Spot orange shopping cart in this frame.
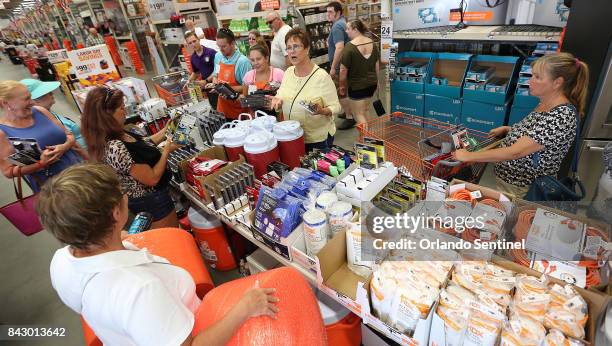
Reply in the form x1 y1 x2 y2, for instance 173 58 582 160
152 70 191 106
358 112 500 183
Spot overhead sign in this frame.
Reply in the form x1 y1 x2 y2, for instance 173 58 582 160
148 0 175 22
261 0 280 10
67 44 120 85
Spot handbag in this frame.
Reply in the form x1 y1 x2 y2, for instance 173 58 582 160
525 113 585 211
372 87 385 117
0 166 44 236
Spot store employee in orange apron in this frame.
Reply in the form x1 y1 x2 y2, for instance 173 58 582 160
208 28 252 120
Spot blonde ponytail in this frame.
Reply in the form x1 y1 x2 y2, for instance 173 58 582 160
532 53 590 117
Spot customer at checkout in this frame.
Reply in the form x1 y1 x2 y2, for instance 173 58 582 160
81 87 180 229
38 163 279 346
270 28 340 152
208 28 252 120
453 53 589 198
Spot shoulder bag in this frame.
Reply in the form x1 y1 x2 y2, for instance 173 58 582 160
525 113 585 211
287 67 321 119
0 166 44 236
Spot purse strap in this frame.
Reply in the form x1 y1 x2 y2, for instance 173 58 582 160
11 166 25 201
570 112 581 175
288 66 321 120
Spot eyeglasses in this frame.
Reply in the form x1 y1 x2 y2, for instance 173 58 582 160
286 44 304 52
266 17 278 26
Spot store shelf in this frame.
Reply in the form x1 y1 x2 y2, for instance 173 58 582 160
180 184 317 283
115 35 132 40
394 25 562 42
217 11 286 21
296 1 329 10
127 15 145 19
152 19 171 25
176 1 213 13
161 40 182 45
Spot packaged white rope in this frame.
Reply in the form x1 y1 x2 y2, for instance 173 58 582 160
500 311 546 346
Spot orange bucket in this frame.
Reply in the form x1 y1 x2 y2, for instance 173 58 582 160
188 207 237 271
317 290 362 345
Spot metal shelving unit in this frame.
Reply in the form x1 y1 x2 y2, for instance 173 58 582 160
394 25 562 42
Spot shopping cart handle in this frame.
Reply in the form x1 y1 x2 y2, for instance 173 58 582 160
437 159 462 167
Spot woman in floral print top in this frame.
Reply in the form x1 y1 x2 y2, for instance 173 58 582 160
453 53 589 198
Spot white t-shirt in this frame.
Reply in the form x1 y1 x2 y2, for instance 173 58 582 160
50 241 201 346
270 24 292 70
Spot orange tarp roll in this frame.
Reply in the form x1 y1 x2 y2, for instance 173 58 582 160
126 228 214 298
193 267 328 346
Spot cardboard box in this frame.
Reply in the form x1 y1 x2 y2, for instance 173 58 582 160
425 53 472 99
463 55 520 105
180 145 246 202
391 91 425 117
460 99 510 133
429 257 611 346
317 231 436 346
290 232 318 276
424 94 462 127
508 105 534 126
393 52 434 94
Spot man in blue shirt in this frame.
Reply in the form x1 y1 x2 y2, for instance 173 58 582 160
326 1 355 129
209 28 252 119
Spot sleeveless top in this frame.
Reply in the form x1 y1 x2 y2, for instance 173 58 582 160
0 108 82 192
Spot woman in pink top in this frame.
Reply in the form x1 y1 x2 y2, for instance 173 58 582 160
242 44 284 116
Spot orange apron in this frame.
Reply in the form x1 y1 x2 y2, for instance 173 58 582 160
217 61 248 120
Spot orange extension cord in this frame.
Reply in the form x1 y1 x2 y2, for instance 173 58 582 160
512 209 609 288
511 208 537 267
461 198 504 243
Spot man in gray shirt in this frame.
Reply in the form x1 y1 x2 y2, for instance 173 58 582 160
327 1 355 129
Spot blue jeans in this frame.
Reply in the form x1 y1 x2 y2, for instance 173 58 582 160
128 187 175 221
305 134 334 153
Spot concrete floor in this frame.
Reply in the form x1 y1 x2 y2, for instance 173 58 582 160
0 57 497 346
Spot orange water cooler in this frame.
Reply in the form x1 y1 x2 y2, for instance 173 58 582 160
188 207 237 271
317 290 362 346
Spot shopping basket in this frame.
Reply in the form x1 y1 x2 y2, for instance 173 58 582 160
152 70 191 106
357 112 494 183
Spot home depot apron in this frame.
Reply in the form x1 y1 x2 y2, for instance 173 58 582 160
217 61 247 120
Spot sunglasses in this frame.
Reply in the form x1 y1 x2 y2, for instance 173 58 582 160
103 87 116 105
266 17 278 26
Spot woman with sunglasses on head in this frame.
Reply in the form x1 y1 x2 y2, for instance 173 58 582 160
270 28 340 152
248 30 266 49
0 80 82 191
81 87 181 229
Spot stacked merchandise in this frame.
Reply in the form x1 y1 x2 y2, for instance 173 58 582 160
370 260 453 335
300 146 353 177
104 36 122 67
254 168 337 248
433 262 590 345
125 41 145 75
303 191 354 256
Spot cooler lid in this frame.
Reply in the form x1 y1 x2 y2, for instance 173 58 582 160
188 207 222 229
223 127 248 147
243 131 277 154
273 120 304 141
316 290 351 325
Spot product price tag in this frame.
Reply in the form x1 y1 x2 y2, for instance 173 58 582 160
470 190 482 199
582 235 603 259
